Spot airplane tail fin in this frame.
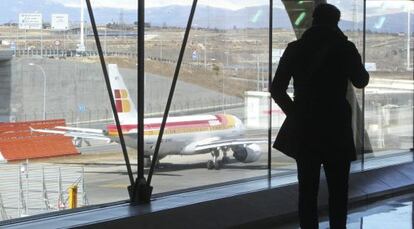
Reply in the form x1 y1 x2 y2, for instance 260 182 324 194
108 64 137 124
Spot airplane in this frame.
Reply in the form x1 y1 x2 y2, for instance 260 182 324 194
31 64 266 170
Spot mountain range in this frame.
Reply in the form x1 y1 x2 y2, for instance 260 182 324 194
0 2 411 33
146 5 413 33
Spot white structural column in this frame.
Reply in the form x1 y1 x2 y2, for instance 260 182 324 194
79 0 86 52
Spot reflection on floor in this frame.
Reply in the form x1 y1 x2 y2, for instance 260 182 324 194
274 193 414 229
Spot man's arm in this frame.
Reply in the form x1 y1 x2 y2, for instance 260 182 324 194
345 42 369 88
271 44 294 116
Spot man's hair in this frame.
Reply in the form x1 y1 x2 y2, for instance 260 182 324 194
312 3 341 26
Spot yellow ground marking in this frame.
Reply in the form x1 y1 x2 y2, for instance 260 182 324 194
100 183 129 189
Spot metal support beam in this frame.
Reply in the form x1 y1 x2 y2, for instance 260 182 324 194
85 0 135 192
147 0 198 187
137 0 145 184
361 0 366 170
268 0 273 179
129 0 153 204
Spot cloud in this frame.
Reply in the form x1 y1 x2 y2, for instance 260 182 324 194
146 0 275 10
51 0 278 10
50 0 137 10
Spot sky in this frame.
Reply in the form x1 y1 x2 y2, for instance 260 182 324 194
50 0 413 11
52 0 277 10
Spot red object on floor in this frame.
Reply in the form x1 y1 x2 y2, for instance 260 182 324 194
0 119 79 162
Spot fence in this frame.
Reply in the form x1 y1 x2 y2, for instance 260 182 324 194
0 162 87 220
13 49 137 58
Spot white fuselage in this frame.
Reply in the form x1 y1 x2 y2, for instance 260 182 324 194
107 114 245 156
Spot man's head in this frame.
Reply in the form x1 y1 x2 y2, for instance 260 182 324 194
312 3 341 27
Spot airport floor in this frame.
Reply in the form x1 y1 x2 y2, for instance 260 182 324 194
271 192 414 229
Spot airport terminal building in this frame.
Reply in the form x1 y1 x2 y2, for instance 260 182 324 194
0 0 413 228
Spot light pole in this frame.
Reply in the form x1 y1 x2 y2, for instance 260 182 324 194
256 40 260 91
104 27 107 55
160 39 163 59
204 35 207 70
29 63 47 120
407 5 412 71
226 53 229 67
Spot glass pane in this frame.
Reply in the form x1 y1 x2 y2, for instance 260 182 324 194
146 0 270 194
0 0 133 222
365 0 414 166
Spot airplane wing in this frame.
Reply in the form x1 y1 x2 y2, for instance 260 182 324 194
54 126 105 134
30 127 111 142
194 138 267 151
182 137 267 153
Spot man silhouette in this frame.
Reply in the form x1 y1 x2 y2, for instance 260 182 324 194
271 3 369 229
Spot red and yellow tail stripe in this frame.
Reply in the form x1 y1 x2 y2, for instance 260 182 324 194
114 89 131 113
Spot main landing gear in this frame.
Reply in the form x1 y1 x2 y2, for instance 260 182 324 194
206 148 231 170
144 156 162 168
72 138 91 147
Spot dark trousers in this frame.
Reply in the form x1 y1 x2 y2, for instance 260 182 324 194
296 156 351 229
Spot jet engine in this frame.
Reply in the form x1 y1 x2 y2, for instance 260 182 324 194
232 144 262 163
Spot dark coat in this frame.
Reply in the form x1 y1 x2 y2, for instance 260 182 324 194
271 26 369 162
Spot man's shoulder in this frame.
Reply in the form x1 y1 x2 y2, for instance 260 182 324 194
339 40 358 50
339 40 360 56
287 40 300 48
284 40 301 53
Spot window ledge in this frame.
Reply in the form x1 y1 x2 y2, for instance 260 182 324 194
4 155 414 229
